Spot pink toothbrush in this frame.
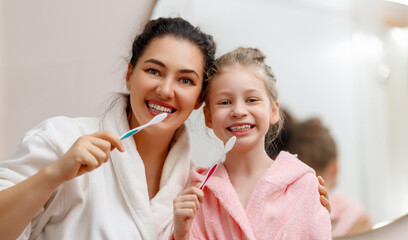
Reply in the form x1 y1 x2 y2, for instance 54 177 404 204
199 136 237 190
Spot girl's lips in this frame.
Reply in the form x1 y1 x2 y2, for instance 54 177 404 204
146 100 176 115
227 124 255 136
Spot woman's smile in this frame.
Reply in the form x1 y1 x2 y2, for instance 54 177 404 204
146 100 176 115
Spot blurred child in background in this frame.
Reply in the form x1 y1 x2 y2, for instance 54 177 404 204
272 110 372 237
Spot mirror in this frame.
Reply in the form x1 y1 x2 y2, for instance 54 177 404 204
151 0 408 235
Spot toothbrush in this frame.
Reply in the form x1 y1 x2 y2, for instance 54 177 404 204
199 136 237 190
119 113 168 140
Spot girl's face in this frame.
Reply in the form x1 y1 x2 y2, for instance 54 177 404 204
126 35 204 132
204 64 279 147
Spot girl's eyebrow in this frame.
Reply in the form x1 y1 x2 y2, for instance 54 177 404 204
144 58 200 78
214 88 261 95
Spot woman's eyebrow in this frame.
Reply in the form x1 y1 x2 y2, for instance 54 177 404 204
144 58 165 67
145 58 200 78
180 69 199 78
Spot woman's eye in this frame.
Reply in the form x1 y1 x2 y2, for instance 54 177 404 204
147 69 160 76
180 78 193 85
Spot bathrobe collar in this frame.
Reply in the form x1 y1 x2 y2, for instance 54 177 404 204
103 98 191 239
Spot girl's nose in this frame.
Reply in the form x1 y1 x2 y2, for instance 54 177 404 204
230 102 248 118
155 77 175 100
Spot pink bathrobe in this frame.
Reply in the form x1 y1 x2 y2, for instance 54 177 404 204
188 151 331 240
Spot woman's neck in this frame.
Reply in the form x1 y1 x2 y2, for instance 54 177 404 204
133 127 176 200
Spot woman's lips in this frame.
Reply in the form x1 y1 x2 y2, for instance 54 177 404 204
146 100 175 115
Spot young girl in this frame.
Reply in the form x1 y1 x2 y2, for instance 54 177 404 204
173 47 332 239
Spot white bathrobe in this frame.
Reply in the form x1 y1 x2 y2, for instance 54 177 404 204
0 98 191 240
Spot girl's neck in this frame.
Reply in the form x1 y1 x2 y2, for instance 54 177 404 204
223 142 272 178
223 143 273 209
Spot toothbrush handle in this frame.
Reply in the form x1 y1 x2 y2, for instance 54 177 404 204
199 163 219 190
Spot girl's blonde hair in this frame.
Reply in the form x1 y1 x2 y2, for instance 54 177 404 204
203 47 283 144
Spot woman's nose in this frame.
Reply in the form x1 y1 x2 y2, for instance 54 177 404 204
155 77 175 100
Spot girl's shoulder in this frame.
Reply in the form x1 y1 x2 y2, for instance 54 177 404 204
267 151 316 187
273 151 315 173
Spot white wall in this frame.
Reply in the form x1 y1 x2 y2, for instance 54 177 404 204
0 0 156 160
0 2 4 161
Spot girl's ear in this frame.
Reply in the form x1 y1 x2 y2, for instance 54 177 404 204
269 101 280 125
203 105 213 129
125 64 133 91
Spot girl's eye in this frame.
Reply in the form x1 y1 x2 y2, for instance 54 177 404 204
147 69 160 76
218 100 230 105
248 98 259 103
180 78 193 85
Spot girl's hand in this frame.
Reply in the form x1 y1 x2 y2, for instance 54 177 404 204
318 176 331 213
173 186 204 240
48 131 124 183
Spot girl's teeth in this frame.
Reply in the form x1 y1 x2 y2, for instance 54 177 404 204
148 102 172 113
230 125 252 132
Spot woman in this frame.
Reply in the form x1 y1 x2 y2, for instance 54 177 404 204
0 17 329 240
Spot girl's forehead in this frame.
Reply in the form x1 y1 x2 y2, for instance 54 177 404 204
210 66 267 93
213 65 264 83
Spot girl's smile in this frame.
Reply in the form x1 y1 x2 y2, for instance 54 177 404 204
227 123 255 136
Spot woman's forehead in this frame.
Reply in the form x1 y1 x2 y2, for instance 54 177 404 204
138 36 204 73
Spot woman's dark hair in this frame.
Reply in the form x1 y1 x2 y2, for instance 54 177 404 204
129 17 216 102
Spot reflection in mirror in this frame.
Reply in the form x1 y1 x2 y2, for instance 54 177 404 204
152 0 408 237
268 110 373 237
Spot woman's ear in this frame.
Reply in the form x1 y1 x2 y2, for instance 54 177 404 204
269 101 280 125
203 105 213 129
125 64 133 91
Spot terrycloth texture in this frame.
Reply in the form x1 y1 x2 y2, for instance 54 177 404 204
330 193 368 237
188 151 331 240
0 97 191 240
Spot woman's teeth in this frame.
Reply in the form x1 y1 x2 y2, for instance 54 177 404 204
148 102 173 113
229 125 252 132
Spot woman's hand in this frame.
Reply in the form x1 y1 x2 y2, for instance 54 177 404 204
173 186 204 240
318 176 331 213
48 131 124 183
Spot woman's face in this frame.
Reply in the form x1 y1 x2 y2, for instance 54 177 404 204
126 35 204 133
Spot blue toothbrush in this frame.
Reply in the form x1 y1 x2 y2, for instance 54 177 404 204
119 113 168 140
